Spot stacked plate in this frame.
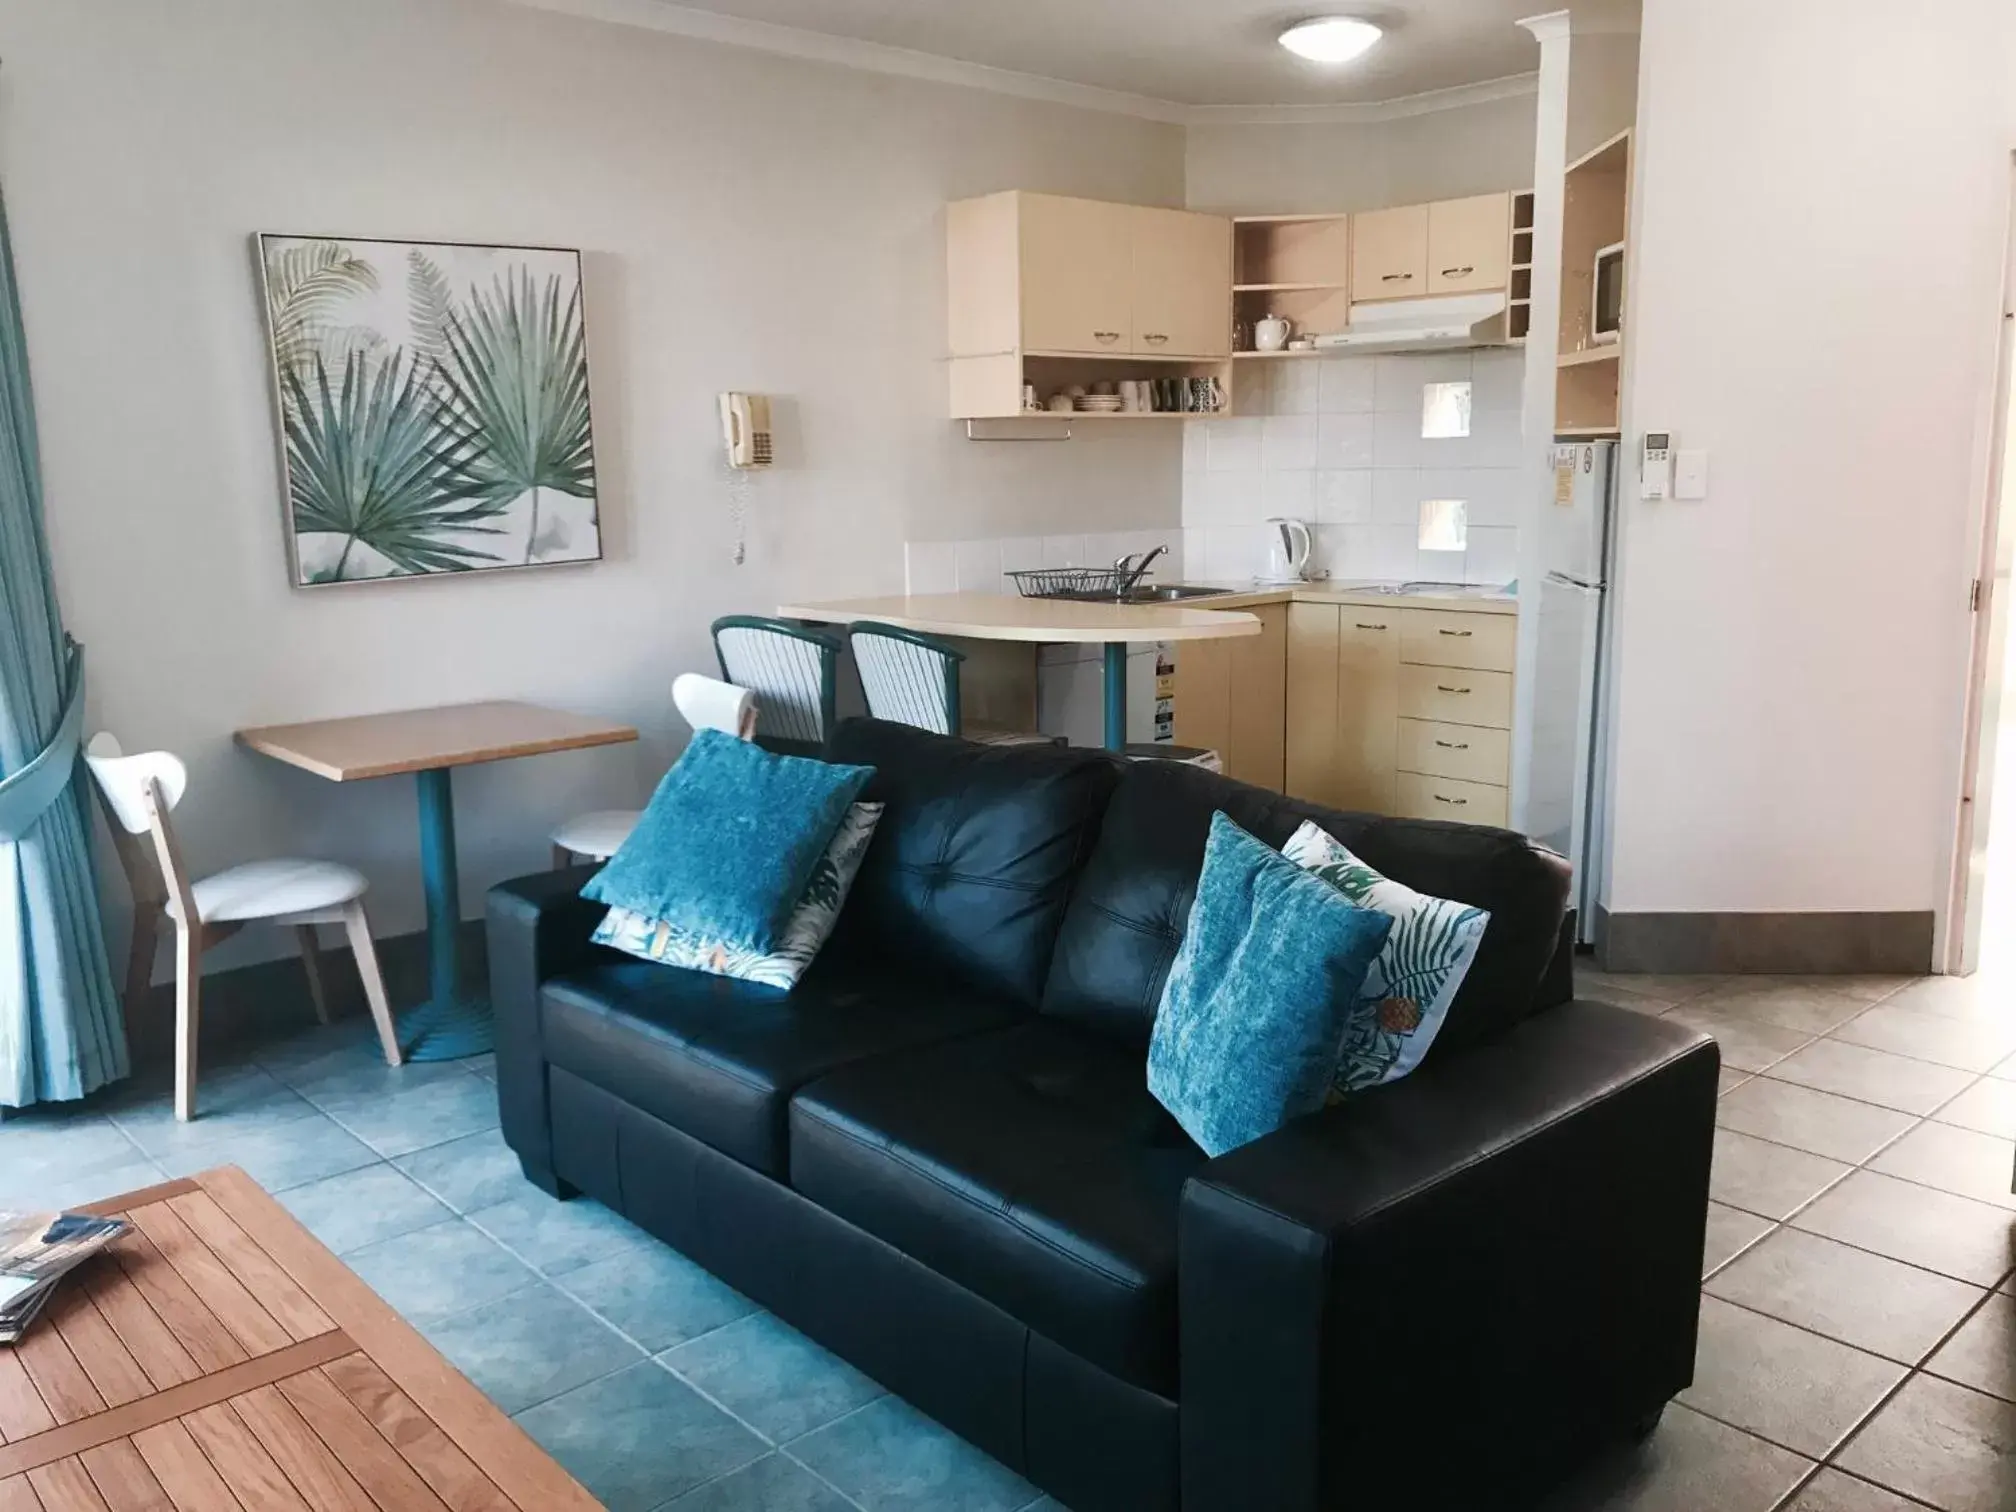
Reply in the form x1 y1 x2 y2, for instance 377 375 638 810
1075 394 1124 413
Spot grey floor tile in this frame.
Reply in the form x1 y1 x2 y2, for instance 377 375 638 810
150 1111 380 1193
1689 983 1872 1037
468 1191 658 1277
423 1281 645 1415
791 1396 1038 1512
514 1360 765 1511
345 1217 539 1325
1766 1040 1978 1115
277 1161 450 1254
254 1020 388 1088
1936 1076 2016 1140
305 1063 501 1159
1831 1004 2016 1074
1661 1005 1814 1073
663 1312 886 1445
1870 1122 2016 1212
1539 1401 1813 1512
1881 974 2011 1024
105 1065 316 1151
1783 1467 1936 1510
0 1110 152 1200
557 1244 758 1354
1675 1297 1904 1458
1714 1079 1917 1165
1720 1069 1755 1097
1709 1129 1851 1221
1703 1203 1774 1278
393 1127 532 1213
1578 977 1672 1014
5 1154 170 1212
1580 972 1732 1005
1793 1170 2016 1287
1926 1291 2016 1402
1836 1372 2016 1512
667 1454 856 1511
1705 1228 1984 1364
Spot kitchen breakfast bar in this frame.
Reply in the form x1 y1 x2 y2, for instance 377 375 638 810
775 591 1262 750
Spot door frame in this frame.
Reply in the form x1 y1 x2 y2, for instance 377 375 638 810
1945 153 2016 973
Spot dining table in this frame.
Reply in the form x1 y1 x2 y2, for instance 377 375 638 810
236 700 637 1061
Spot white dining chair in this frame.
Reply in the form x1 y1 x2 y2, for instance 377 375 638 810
84 733 399 1121
549 674 758 867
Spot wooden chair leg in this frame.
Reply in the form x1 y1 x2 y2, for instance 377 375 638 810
341 902 401 1067
122 912 160 1029
173 924 202 1122
551 844 573 870
296 925 331 1025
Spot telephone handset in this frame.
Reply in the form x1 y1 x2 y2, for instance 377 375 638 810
719 392 774 469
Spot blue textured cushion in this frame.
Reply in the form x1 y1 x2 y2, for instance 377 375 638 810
1147 812 1394 1158
581 730 873 956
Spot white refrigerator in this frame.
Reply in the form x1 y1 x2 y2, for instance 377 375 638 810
1526 440 1618 944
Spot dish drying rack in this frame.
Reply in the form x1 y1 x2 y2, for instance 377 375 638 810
1008 547 1167 601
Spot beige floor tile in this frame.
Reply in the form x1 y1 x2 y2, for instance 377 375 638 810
1705 1228 1984 1364
1835 1373 2016 1512
1662 1004 1816 1073
1691 983 1878 1037
1677 1297 1904 1458
1936 1076 2016 1140
1715 1079 1917 1165
1831 1003 2016 1074
1926 1291 2016 1403
1793 1170 2016 1287
1578 976 1673 1015
1720 1068 1756 1097
1540 1402 1813 1512
1703 1202 1774 1278
1870 1122 2016 1212
1882 974 2016 1024
1709 1129 1852 1221
1578 972 1732 1006
1783 1467 1936 1510
1767 1040 1979 1116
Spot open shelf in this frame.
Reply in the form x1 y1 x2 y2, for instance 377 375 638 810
1555 425 1622 440
1558 343 1622 368
1232 348 1325 359
1233 215 1350 290
1233 282 1348 293
1556 135 1630 433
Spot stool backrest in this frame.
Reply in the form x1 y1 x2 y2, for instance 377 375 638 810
672 673 758 740
847 622 963 736
710 617 839 746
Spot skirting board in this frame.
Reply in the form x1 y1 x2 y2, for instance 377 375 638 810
1593 908 1934 976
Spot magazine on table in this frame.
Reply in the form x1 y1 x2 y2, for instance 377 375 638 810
0 1210 131 1345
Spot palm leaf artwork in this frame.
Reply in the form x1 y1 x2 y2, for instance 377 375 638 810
264 241 380 376
281 350 512 581
406 249 456 368
435 268 597 565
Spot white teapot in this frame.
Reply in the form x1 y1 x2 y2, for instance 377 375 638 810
1254 313 1292 352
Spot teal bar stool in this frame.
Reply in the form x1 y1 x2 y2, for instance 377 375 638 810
712 616 842 754
847 622 1059 747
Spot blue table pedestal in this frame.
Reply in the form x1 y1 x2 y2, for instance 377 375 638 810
398 765 493 1062
1103 642 1128 751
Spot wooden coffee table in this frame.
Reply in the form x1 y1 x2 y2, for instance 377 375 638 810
0 1167 596 1510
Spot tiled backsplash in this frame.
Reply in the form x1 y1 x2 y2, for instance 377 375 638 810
1182 348 1527 586
904 530 1183 595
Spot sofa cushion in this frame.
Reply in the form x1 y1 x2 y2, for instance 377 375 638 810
1041 760 1572 1058
821 719 1121 1008
790 1020 1206 1393
539 956 1022 1178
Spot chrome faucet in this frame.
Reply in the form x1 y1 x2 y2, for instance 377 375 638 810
1114 544 1168 596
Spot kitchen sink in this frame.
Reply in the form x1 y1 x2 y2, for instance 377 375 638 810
1119 583 1238 602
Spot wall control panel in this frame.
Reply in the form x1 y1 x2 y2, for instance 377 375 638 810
1640 431 1672 501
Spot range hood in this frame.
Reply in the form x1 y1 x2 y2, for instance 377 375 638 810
1312 292 1510 355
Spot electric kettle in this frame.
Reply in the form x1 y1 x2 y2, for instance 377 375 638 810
1261 517 1313 583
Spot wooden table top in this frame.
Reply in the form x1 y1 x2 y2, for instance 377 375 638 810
0 1166 597 1511
777 591 1262 645
236 700 637 782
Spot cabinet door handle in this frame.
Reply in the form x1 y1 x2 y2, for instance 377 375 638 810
1143 332 1169 345
1441 265 1476 278
1437 628 1474 638
1434 739 1470 751
1093 330 1121 343
1433 793 1469 806
1354 622 1388 631
1381 272 1415 283
1436 684 1471 695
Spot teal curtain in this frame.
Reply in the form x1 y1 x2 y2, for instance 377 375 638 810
0 182 125 1106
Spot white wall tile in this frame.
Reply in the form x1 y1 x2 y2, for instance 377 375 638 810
1206 416 1264 472
1316 469 1373 524
1417 547 1468 583
1042 535 1087 568
1461 469 1520 528
1465 526 1519 586
1375 352 1471 413
1183 471 1253 527
1261 413 1319 472
905 541 957 595
1318 357 1377 414
1365 525 1423 580
1373 468 1425 526
1373 406 1423 469
1273 360 1322 415
1182 422 1209 473
999 536 1044 575
1231 362 1274 416
1418 429 1482 470
954 538 1001 592
1470 348 1525 414
1317 411 1376 469
1469 403 1527 470
1262 469 1317 519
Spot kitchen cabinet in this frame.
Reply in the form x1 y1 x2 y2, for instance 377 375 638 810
1131 205 1235 359
1174 604 1286 789
1427 193 1512 295
1017 193 1136 355
1284 604 1399 811
1351 204 1429 302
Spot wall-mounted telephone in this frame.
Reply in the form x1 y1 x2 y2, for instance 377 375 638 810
719 392 774 469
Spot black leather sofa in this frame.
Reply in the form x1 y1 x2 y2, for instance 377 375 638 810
489 719 1717 1512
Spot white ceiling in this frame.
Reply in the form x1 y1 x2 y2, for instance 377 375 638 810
635 0 1556 109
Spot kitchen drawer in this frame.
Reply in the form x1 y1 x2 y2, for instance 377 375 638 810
1396 719 1510 785
1397 664 1513 728
1399 608 1516 672
1394 771 1509 827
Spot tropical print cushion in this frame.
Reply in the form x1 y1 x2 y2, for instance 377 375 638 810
591 802 883 990
1281 820 1490 1093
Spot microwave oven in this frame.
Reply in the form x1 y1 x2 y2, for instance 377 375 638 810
1592 241 1625 344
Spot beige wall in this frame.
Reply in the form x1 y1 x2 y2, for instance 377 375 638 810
1183 93 1539 215
0 0 1186 962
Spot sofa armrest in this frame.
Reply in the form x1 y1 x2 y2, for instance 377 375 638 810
486 866 612 1184
1179 1001 1717 1512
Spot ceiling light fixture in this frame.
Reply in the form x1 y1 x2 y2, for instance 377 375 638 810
1278 16 1384 64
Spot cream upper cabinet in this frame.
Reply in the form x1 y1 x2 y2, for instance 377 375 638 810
1130 206 1232 358
1017 193 1135 355
1427 193 1512 295
1352 204 1429 301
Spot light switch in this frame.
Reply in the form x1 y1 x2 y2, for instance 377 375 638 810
1674 449 1709 500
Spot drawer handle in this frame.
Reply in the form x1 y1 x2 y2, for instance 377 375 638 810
1434 794 1469 806
1143 332 1169 345
1436 684 1472 695
1437 628 1474 638
1381 272 1415 283
1094 330 1121 343
1441 265 1476 277
1354 622 1388 631
1434 739 1470 751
